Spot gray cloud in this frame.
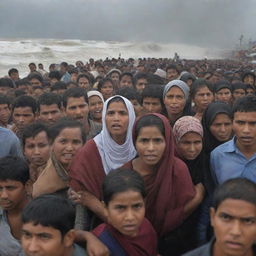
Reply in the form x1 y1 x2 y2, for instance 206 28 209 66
0 0 255 48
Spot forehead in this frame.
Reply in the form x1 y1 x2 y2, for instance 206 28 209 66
107 101 127 110
0 179 23 187
217 88 231 93
25 131 49 144
216 199 256 217
22 222 61 237
13 106 33 114
67 96 86 106
56 127 82 138
143 97 160 103
109 190 144 204
180 132 202 141
40 104 60 112
233 111 256 121
89 96 103 103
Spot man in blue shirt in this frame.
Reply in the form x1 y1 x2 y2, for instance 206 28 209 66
211 96 256 184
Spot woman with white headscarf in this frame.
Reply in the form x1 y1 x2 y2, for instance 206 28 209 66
69 95 137 221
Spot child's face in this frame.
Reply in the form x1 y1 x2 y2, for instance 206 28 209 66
106 190 145 237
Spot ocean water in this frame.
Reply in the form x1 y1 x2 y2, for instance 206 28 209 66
0 38 227 77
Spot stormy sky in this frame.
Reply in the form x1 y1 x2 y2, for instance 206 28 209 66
0 0 255 48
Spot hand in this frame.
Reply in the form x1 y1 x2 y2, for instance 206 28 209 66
68 189 85 204
86 232 110 256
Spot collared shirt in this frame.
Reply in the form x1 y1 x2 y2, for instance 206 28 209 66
0 208 23 256
210 137 256 184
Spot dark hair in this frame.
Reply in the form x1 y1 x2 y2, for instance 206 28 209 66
120 72 134 85
242 71 256 83
107 96 125 108
22 195 75 237
0 78 14 88
22 122 50 148
0 94 11 107
212 178 256 210
27 73 43 83
117 87 142 104
166 64 179 73
49 117 86 144
77 74 91 85
103 168 146 205
98 78 114 91
60 62 68 68
134 114 165 140
8 68 19 76
38 93 62 111
134 73 148 84
14 89 26 98
190 79 213 98
29 63 36 67
51 81 67 92
12 95 37 113
0 156 29 184
62 87 88 108
16 79 31 88
48 71 62 81
232 95 256 114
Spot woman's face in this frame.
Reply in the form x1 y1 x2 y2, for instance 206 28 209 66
135 126 166 166
232 89 246 101
52 127 83 169
100 81 114 100
105 101 129 144
193 86 214 111
177 132 202 160
164 86 186 116
88 96 103 121
106 190 145 237
215 88 232 104
210 113 232 142
78 77 90 90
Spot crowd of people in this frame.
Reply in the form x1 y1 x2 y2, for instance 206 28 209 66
0 56 256 256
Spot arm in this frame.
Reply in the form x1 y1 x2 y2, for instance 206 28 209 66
75 230 109 256
69 189 107 222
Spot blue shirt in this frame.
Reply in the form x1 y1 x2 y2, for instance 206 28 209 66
210 137 256 184
0 127 23 158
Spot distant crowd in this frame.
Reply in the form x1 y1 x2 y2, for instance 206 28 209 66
0 57 256 256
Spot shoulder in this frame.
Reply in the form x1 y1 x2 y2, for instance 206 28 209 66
211 139 234 156
182 242 212 256
73 243 87 256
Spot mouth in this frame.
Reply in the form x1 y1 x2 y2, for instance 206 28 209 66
122 224 137 232
0 200 12 207
111 124 122 129
144 155 158 161
240 137 253 142
62 153 74 160
225 241 244 250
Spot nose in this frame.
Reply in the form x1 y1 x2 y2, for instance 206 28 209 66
230 220 242 237
203 94 208 100
47 113 53 120
75 107 82 115
147 141 155 151
125 208 135 222
243 123 250 133
66 142 74 151
189 143 195 152
34 146 40 155
220 124 226 132
0 188 8 199
27 238 40 253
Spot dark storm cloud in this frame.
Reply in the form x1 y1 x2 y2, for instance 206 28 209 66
0 0 255 48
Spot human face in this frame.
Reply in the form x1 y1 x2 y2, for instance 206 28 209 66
233 111 256 149
78 77 90 90
135 78 147 94
120 75 133 88
24 131 50 167
21 223 73 256
164 86 186 116
246 88 255 96
29 64 36 72
215 88 232 104
135 126 166 166
30 78 42 87
52 127 83 169
210 113 233 142
0 86 11 95
244 75 255 86
106 190 145 237
233 89 246 101
130 99 143 117
110 72 120 82
166 68 178 81
0 103 11 126
100 81 114 100
88 96 103 121
193 86 214 112
13 107 35 130
142 97 162 114
177 132 202 160
210 199 256 256
105 101 129 144
0 179 27 211
65 97 89 123
10 72 19 81
39 104 62 126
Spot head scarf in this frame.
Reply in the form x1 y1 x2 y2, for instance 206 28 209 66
133 113 195 236
87 90 104 102
201 101 232 153
163 80 190 100
173 116 203 143
94 95 137 174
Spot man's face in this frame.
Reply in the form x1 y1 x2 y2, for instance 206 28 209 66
0 179 27 211
244 75 255 86
30 78 42 87
39 104 62 126
142 97 162 114
24 131 50 167
166 68 178 81
211 199 256 256
12 107 35 130
119 75 133 88
0 103 11 126
10 72 19 81
29 65 36 72
233 111 256 149
21 223 73 256
135 78 148 94
65 96 89 123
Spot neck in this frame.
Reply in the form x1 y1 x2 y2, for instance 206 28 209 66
7 197 30 216
112 135 126 145
167 112 182 124
83 118 90 135
132 158 156 177
236 140 256 159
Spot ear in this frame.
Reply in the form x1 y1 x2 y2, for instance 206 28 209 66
25 180 33 197
210 207 216 228
63 229 75 248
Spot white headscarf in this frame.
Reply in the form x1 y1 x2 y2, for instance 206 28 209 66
94 95 137 174
87 90 104 102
